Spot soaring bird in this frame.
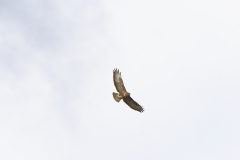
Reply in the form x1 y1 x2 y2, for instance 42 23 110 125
112 68 144 112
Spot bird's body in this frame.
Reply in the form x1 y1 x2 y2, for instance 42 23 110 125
112 69 144 113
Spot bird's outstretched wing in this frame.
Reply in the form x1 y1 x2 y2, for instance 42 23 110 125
113 69 127 94
123 96 144 113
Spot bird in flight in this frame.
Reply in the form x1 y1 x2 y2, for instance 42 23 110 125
112 68 144 113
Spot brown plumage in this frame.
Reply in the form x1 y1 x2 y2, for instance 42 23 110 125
112 68 144 113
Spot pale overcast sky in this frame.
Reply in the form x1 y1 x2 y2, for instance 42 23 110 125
1 0 240 159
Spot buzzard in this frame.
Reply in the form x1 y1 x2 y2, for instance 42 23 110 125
112 68 144 112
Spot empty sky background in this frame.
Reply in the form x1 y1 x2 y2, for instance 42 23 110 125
1 0 240 159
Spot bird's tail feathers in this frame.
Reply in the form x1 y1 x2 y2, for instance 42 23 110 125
112 92 122 102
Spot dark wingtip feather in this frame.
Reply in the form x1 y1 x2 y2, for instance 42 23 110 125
113 68 121 74
139 107 144 113
113 68 118 72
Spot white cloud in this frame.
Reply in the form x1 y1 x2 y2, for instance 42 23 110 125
0 0 240 159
